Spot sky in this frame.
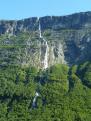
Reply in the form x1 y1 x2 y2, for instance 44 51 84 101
0 0 91 20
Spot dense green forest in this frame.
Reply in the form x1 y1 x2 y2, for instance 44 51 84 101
0 61 91 121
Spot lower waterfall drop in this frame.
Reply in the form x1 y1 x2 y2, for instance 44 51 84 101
32 92 39 108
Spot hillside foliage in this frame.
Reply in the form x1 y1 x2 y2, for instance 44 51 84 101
0 62 91 121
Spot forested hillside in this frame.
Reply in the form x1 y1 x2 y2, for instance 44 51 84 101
0 62 91 121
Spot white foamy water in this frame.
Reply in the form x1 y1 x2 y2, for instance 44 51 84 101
38 17 42 38
43 41 49 69
32 92 39 108
38 19 49 69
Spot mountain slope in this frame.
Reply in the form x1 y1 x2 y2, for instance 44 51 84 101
0 12 91 121
0 62 91 121
0 12 91 68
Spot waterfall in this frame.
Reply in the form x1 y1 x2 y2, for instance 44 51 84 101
32 92 39 108
39 21 42 38
38 18 49 69
43 41 49 69
32 18 49 109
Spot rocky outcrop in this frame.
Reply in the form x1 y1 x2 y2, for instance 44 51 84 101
0 11 91 69
0 11 91 35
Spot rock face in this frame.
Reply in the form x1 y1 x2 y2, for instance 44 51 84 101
0 11 91 69
1 11 91 34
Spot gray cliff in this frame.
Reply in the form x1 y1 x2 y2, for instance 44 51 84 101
0 11 91 69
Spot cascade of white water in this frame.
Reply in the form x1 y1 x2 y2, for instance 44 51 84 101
43 41 49 69
38 19 49 69
32 18 49 109
39 21 42 38
32 92 39 108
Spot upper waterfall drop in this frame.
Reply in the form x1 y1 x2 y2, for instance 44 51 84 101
38 18 49 69
39 21 42 38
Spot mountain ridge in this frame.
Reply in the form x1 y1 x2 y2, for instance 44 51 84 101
0 11 91 35
1 11 91 21
0 11 91 69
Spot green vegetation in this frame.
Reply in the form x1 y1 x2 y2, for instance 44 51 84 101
1 12 91 121
0 62 91 121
